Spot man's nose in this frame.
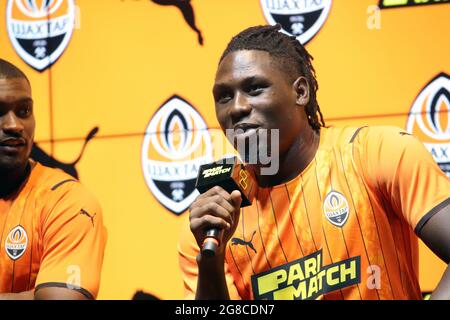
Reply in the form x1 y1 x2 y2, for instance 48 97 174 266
1 111 24 134
230 92 251 122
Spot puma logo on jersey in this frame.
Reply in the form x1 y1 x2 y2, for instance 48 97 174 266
231 231 257 254
399 131 411 136
79 209 96 227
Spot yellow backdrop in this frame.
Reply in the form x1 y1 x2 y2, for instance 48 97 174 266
0 0 449 299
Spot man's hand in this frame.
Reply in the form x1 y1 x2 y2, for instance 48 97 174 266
189 186 242 256
189 186 242 299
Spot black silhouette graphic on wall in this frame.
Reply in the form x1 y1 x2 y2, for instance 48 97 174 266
151 0 204 45
31 127 99 179
123 0 204 45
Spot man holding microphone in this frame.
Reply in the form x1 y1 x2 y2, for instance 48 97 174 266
178 25 450 300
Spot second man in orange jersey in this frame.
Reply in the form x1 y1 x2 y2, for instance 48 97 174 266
178 25 450 300
0 59 107 300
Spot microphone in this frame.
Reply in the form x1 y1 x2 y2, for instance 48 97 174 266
195 156 256 257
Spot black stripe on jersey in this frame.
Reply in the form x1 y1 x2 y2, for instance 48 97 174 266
255 188 272 270
399 221 422 295
268 190 288 263
35 282 94 299
371 160 407 297
298 175 318 251
313 158 324 202
353 144 396 299
241 208 256 274
349 126 368 144
415 198 450 236
51 179 77 191
381 195 407 297
338 148 382 300
11 187 34 292
228 245 251 296
313 157 345 300
330 148 362 300
283 184 305 257
312 158 336 262
27 209 35 290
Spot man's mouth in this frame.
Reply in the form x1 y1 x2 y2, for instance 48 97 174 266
0 138 27 152
232 123 260 138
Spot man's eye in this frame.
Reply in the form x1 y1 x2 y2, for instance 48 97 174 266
248 85 265 95
17 106 32 118
217 94 232 104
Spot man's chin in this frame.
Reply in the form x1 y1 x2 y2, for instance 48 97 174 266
238 150 265 166
235 143 274 164
0 157 29 173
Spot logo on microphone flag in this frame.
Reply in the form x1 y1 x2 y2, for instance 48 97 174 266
406 73 450 177
260 0 332 45
7 0 76 71
141 95 213 215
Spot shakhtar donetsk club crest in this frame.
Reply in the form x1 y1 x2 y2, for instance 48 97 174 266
260 0 332 45
7 0 76 71
141 95 213 215
406 73 450 178
5 225 28 261
323 190 350 227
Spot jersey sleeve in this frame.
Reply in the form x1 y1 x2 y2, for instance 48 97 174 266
358 126 450 234
35 182 107 299
178 214 241 300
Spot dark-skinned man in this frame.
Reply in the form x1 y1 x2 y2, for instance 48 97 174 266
0 59 107 300
178 25 450 300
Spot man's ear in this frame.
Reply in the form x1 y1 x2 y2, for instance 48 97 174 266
293 76 310 107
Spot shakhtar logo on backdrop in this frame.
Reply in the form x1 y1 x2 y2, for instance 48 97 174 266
7 0 76 71
260 0 332 45
5 225 28 261
406 73 450 178
379 0 449 9
141 95 213 215
323 190 349 227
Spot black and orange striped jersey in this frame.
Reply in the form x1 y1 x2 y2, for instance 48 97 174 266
0 161 107 299
178 126 450 300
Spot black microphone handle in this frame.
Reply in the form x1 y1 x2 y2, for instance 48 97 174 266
202 228 224 257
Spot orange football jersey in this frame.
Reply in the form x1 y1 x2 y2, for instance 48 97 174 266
178 126 450 300
0 161 107 299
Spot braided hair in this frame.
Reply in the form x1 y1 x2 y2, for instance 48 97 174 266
220 24 325 132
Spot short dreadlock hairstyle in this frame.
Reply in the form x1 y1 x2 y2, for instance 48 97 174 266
220 24 325 132
0 59 29 84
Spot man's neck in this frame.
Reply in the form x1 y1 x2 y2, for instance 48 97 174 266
253 127 320 187
0 162 31 199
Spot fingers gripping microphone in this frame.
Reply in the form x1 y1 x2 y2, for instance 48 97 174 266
195 157 256 257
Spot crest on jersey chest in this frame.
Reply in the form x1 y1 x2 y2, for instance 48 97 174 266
323 190 350 227
5 225 28 261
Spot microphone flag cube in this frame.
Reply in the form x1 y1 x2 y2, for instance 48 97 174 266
195 156 256 207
